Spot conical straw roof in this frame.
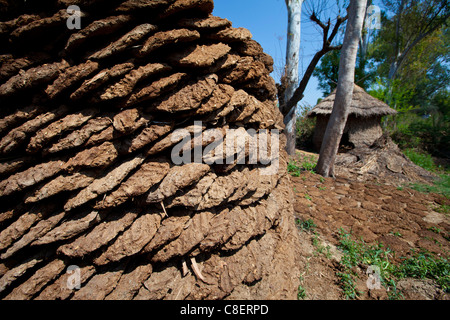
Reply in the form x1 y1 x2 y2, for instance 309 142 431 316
308 84 397 117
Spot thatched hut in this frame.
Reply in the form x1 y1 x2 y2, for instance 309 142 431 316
308 85 397 151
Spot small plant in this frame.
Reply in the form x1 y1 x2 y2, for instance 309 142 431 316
312 232 332 258
395 250 450 292
336 228 400 300
336 271 360 300
295 105 316 150
390 231 403 237
296 218 317 233
304 193 312 201
287 154 318 176
336 229 450 299
407 174 450 199
288 160 301 177
428 226 442 234
318 186 327 191
297 282 306 300
301 157 316 172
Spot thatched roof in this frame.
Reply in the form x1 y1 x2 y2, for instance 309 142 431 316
308 85 397 117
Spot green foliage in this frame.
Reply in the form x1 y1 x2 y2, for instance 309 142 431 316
313 50 340 96
288 160 302 177
403 149 437 172
390 231 403 237
312 232 332 258
436 204 450 215
395 250 450 293
301 158 316 171
368 78 417 112
390 114 449 157
366 4 450 159
337 228 400 299
313 49 375 97
338 229 393 272
336 229 450 299
287 153 318 177
297 283 306 300
408 174 450 199
336 271 360 300
295 105 316 151
428 226 442 234
370 1 450 88
296 218 317 232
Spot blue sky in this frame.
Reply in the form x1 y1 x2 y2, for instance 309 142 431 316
213 0 384 109
213 0 333 108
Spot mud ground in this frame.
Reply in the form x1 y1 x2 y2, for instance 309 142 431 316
290 152 450 300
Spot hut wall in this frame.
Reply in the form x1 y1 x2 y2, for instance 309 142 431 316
312 115 328 151
347 115 383 147
312 115 383 151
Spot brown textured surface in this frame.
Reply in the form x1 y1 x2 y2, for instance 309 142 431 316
291 163 449 300
0 0 301 300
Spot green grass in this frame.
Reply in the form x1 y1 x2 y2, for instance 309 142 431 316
288 154 318 177
301 156 317 171
408 174 450 199
296 218 317 233
288 160 302 177
336 228 400 299
336 229 450 299
403 148 437 172
436 204 450 214
390 231 403 237
400 148 450 199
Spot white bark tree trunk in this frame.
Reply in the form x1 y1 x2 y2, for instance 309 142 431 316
316 0 368 177
284 0 303 156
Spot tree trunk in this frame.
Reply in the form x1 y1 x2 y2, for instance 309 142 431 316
316 0 368 177
284 0 303 156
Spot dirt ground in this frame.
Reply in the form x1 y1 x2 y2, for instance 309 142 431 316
290 151 450 300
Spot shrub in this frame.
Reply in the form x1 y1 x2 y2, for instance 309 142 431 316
387 111 449 157
296 105 316 151
403 148 436 172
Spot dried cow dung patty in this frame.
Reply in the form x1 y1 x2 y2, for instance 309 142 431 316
0 0 301 300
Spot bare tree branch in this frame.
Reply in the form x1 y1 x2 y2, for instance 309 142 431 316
280 14 348 116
